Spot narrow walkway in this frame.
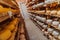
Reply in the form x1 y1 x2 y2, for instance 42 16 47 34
19 3 48 40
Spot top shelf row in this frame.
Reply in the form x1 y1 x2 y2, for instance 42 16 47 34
0 0 18 9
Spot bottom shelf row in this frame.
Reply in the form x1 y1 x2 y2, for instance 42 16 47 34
0 17 28 40
30 17 60 40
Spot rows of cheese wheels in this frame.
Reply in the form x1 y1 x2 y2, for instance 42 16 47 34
0 18 19 40
20 24 26 40
0 5 18 14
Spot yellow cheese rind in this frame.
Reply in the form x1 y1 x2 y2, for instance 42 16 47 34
0 30 11 40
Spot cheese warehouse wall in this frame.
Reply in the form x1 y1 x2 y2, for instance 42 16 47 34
0 0 60 40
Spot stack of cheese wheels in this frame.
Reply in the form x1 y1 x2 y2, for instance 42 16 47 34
50 10 57 15
0 18 19 40
5 18 19 31
52 31 59 38
0 30 11 40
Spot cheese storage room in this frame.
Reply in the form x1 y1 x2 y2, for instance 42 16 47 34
0 0 60 40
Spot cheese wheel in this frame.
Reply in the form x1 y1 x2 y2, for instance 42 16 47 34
0 30 11 40
47 28 54 33
6 24 15 31
46 19 52 24
41 17 46 22
52 31 59 38
50 10 57 15
36 16 42 20
20 34 25 39
42 25 47 29
52 21 59 26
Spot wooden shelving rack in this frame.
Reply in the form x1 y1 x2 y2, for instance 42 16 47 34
27 0 60 40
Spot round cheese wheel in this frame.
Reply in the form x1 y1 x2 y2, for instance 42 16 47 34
0 30 11 40
41 17 46 22
36 16 42 20
42 25 47 29
47 28 54 33
20 34 25 39
52 31 59 38
46 19 52 24
52 21 59 26
40 22 44 26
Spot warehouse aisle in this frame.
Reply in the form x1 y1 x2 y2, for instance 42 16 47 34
19 3 48 40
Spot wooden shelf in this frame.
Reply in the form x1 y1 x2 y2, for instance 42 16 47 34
0 1 18 9
31 17 60 40
31 17 59 40
0 12 17 23
28 10 60 18
0 15 9 23
9 26 18 40
35 15 60 31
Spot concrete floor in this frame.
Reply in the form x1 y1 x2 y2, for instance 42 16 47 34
18 3 48 40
